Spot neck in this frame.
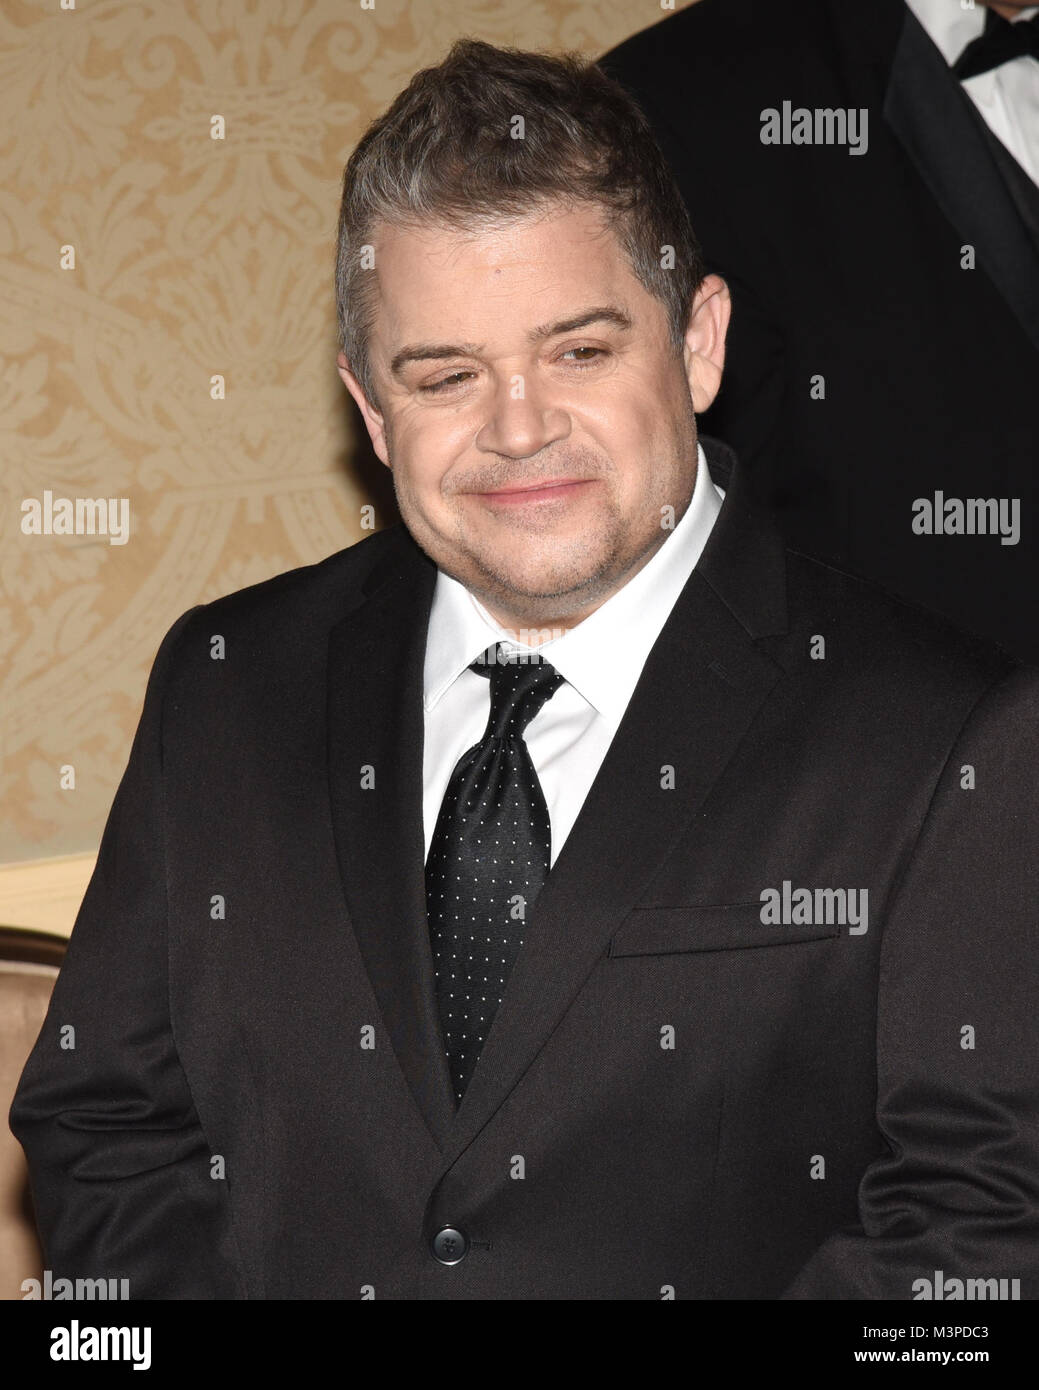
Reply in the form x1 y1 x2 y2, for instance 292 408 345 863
983 3 1031 19
478 595 605 645
475 528 673 642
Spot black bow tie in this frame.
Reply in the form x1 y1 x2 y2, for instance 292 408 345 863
952 8 1039 81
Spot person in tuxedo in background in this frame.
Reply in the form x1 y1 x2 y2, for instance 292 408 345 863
10 38 1039 1300
601 0 1039 662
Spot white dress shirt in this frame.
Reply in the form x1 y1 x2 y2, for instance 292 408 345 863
422 441 725 868
906 0 1039 185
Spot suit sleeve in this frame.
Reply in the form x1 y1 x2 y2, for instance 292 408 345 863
8 607 249 1299
782 663 1039 1299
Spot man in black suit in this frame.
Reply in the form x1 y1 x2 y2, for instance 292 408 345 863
601 0 1039 662
10 38 1039 1300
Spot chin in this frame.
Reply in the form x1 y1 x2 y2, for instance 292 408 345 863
477 561 606 606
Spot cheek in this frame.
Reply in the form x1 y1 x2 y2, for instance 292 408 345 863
389 445 459 534
395 405 470 472
587 389 667 452
392 413 470 491
596 409 676 492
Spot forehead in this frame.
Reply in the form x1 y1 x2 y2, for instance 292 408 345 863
369 202 645 341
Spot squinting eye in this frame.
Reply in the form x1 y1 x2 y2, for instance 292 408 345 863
419 371 475 394
418 347 607 395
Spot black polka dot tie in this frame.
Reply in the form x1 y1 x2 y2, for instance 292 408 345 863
426 643 566 1107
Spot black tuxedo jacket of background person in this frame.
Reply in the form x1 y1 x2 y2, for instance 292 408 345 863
601 0 1039 663
10 437 1039 1300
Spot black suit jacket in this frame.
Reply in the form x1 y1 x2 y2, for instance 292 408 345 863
600 0 1039 662
10 437 1039 1299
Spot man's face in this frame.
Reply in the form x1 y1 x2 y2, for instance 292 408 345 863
338 201 728 631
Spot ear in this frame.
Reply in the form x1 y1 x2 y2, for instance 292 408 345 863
337 351 389 466
682 274 731 414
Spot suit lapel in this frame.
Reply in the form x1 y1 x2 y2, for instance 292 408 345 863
327 438 790 1167
326 533 458 1151
883 7 1039 354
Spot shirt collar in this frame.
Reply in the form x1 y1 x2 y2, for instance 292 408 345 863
905 0 1039 68
423 441 724 734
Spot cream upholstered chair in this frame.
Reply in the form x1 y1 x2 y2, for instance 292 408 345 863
0 927 66 1301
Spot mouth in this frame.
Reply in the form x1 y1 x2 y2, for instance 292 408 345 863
471 478 596 506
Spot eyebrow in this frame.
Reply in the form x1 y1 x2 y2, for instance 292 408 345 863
388 305 634 379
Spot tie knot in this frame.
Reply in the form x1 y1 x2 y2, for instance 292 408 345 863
470 643 565 741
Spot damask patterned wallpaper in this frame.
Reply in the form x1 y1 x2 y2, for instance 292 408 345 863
0 0 695 868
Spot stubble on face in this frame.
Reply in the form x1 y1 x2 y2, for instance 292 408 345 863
387 394 698 631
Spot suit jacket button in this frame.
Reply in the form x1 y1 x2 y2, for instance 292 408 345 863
431 1226 469 1265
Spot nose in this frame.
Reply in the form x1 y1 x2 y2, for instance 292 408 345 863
473 370 571 460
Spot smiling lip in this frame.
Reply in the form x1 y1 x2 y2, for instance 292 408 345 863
473 478 594 503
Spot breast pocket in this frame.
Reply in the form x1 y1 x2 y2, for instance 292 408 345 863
607 903 840 957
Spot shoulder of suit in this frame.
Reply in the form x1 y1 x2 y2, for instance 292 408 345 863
163 523 422 659
781 545 1025 702
599 0 904 97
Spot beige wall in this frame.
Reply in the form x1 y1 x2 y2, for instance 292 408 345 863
0 0 696 930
